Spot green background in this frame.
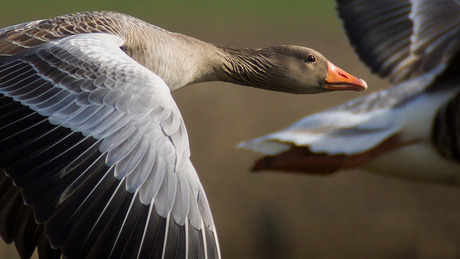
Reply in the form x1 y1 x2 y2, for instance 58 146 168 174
1 1 460 258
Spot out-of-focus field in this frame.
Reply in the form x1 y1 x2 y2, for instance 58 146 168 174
1 1 460 258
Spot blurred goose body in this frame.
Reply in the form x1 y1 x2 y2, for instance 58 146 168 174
0 11 367 258
240 0 460 185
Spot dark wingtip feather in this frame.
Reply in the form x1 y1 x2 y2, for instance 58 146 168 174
37 233 61 259
187 224 203 259
13 206 43 259
163 217 181 259
0 179 23 244
0 173 51 258
205 226 219 259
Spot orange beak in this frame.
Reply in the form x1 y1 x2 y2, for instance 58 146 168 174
325 61 367 91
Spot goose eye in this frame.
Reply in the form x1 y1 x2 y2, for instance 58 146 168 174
305 54 316 63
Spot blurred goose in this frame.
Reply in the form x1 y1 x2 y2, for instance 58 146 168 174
0 11 367 258
240 0 460 185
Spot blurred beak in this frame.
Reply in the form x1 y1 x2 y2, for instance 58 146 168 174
324 61 367 91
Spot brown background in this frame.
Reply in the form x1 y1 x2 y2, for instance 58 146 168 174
1 1 460 258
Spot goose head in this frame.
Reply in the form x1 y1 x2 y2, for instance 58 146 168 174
218 45 367 94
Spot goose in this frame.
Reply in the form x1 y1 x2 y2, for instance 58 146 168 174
0 11 367 258
239 0 460 185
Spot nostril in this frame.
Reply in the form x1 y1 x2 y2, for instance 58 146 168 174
338 72 349 79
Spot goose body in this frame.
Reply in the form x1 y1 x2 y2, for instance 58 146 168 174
240 0 460 185
0 11 367 258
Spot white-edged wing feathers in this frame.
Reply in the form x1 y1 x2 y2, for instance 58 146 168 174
0 32 220 258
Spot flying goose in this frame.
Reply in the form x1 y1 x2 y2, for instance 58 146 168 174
0 11 367 258
240 0 460 184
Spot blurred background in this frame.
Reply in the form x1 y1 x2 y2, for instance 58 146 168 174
1 0 460 258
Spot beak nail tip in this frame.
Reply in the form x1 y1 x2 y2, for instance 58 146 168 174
360 79 368 90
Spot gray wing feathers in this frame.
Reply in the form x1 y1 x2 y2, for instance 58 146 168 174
337 0 460 87
0 32 214 233
410 0 460 54
337 0 413 81
409 0 460 75
0 13 221 258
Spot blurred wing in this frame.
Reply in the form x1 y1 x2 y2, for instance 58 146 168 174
239 70 441 155
0 33 220 258
337 0 460 87
238 72 458 173
238 92 400 160
238 96 404 173
242 0 460 174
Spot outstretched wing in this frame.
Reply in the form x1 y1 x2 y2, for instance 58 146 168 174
240 0 460 174
0 32 220 258
337 0 460 87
